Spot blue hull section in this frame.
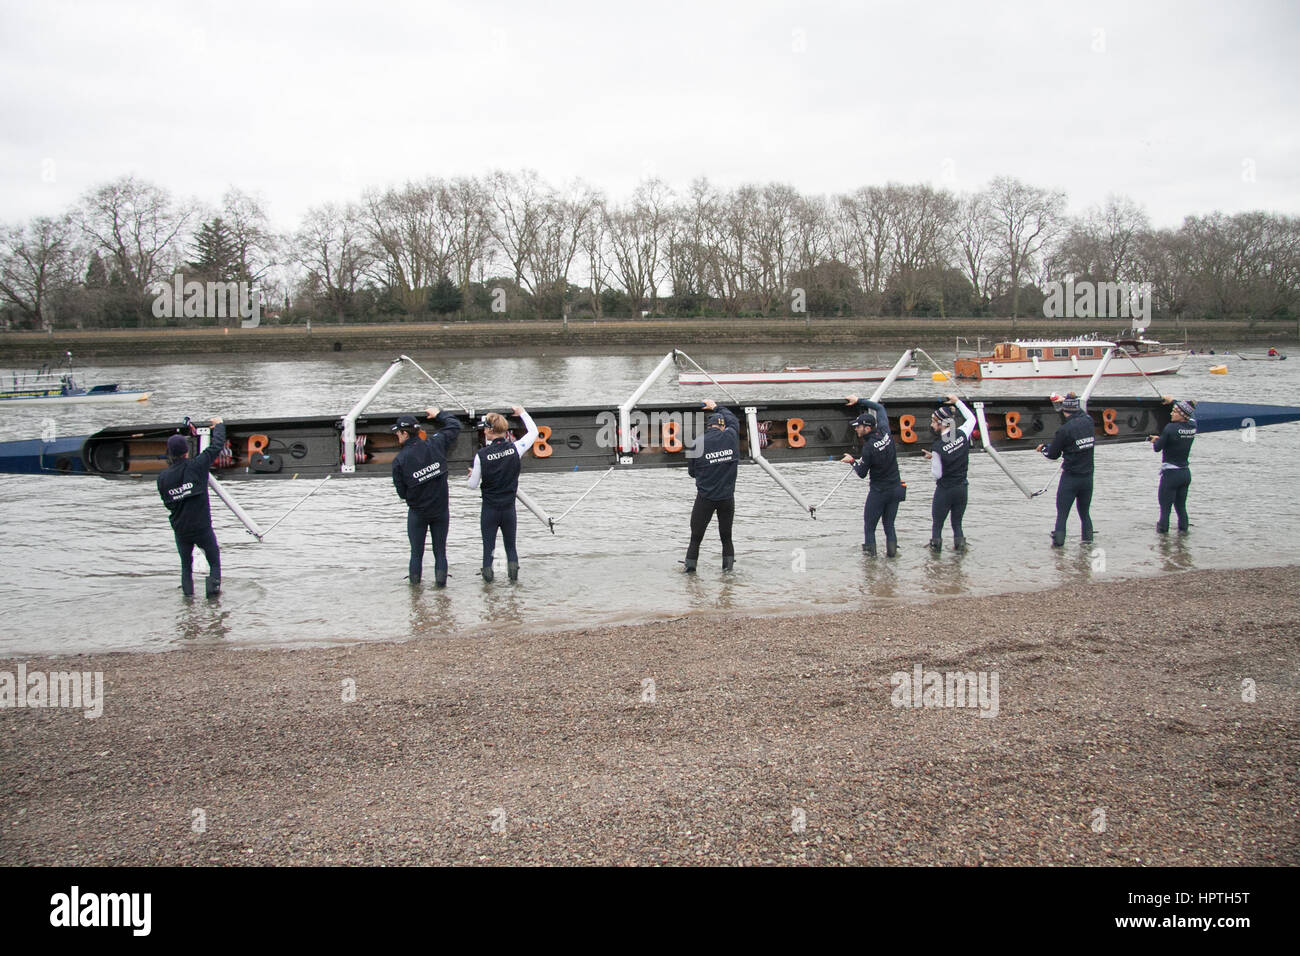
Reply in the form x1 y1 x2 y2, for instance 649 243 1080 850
0 436 89 475
1193 401 1300 434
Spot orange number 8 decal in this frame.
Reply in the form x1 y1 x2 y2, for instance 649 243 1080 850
1004 411 1022 439
786 418 805 448
662 420 682 452
1102 408 1118 435
899 414 916 443
532 424 552 458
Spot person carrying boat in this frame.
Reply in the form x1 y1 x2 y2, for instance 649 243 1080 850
157 417 227 598
392 407 463 587
1035 393 1095 547
1148 396 1196 533
683 399 740 573
921 394 976 552
841 395 905 557
467 405 538 582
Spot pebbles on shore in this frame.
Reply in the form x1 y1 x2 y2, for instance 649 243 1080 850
1 565 1296 866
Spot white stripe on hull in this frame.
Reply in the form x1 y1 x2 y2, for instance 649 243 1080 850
0 391 152 406
679 367 919 384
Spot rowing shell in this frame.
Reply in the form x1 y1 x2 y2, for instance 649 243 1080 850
3 397 1296 480
678 366 919 385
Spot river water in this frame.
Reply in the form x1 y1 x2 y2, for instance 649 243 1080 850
1 346 1296 656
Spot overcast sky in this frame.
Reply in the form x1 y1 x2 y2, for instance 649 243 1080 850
1 0 1297 230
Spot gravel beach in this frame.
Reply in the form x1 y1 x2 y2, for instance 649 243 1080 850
1 565 1296 866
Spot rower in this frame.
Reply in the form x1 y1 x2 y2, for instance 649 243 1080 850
1148 396 1196 534
1035 392 1095 547
921 394 976 552
157 416 227 598
683 399 740 573
467 405 538 582
842 394 906 557
392 407 462 587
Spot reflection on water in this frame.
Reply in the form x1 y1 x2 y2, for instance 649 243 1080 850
1 348 1298 655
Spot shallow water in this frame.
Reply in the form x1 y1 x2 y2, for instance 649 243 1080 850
1 346 1296 656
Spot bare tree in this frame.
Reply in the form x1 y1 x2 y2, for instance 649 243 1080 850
293 203 373 321
220 187 277 284
984 176 1067 317
360 180 453 311
75 175 195 301
528 180 602 318
0 216 78 329
605 178 673 315
834 186 893 313
443 176 492 311
886 184 958 315
487 169 546 293
953 192 996 308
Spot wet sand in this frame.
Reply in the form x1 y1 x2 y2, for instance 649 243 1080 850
1 564 1296 866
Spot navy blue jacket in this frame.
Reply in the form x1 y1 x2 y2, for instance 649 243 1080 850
157 423 227 535
687 406 740 501
853 399 901 488
393 412 462 516
1153 417 1196 468
932 430 972 489
1044 412 1096 477
474 437 524 507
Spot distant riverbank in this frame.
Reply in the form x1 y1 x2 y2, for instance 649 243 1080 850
1 317 1294 362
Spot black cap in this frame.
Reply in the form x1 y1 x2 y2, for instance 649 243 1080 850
851 411 876 429
391 415 421 433
166 434 190 458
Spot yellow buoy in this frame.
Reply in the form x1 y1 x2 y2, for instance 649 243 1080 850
1209 365 1227 374
931 371 950 381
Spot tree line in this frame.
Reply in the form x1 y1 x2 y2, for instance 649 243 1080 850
1 171 1297 329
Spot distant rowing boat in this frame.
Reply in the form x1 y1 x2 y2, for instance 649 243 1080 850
1233 349 1287 361
678 365 919 385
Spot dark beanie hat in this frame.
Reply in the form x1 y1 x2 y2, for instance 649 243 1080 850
166 435 190 459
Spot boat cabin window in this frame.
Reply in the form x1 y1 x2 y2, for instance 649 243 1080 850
1026 348 1043 358
1053 348 1070 357
1078 347 1095 357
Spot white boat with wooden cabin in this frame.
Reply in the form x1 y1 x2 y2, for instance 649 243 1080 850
953 335 1186 381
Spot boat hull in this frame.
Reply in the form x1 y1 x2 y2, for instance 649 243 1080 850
4 396 1297 480
955 353 1186 380
0 390 152 406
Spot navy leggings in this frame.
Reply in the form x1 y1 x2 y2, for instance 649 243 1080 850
931 483 968 539
175 527 220 585
407 508 449 582
687 494 735 560
1054 472 1094 541
1157 468 1191 531
481 502 518 567
864 484 902 548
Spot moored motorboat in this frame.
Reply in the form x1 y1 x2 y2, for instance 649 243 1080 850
1 354 152 405
954 334 1186 380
